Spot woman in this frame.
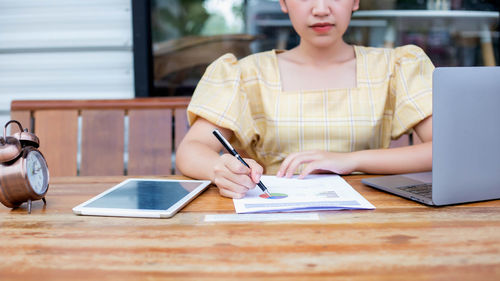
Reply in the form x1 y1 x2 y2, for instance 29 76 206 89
176 0 433 198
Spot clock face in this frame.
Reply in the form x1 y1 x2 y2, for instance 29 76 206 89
26 150 49 195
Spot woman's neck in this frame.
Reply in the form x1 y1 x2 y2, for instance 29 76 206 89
276 39 358 91
288 40 355 67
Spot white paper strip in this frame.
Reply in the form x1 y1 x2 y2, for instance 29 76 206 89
204 213 319 222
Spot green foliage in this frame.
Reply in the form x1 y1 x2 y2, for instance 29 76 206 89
152 0 210 42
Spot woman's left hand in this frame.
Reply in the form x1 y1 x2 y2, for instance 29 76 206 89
276 150 359 179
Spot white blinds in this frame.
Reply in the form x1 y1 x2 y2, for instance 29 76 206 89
0 0 134 125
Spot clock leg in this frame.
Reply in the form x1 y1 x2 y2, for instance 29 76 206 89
27 199 32 214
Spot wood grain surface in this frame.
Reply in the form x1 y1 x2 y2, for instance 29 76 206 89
128 109 173 175
34 110 79 176
80 110 125 176
1 175 499 281
9 97 191 176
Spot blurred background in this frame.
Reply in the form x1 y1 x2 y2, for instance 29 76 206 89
149 0 499 97
0 0 498 125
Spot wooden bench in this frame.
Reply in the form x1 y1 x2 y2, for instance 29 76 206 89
10 97 417 177
10 97 191 177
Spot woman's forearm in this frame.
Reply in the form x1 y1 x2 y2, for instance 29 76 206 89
353 142 432 174
176 140 220 181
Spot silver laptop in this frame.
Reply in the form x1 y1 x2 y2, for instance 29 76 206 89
362 67 500 206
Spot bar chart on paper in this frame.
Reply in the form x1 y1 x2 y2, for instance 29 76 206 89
233 175 375 213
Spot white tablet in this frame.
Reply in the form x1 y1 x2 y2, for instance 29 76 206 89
72 178 211 218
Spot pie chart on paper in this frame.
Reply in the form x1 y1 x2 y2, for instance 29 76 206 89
259 193 288 199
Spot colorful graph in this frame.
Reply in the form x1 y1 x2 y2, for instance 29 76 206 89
259 193 288 199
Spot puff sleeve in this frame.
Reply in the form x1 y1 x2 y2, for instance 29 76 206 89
187 53 256 150
390 45 434 139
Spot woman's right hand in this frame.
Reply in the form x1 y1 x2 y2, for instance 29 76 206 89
212 154 263 198
176 118 262 198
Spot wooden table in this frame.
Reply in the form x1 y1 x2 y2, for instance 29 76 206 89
1 175 499 280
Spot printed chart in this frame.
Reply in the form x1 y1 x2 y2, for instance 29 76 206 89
233 175 375 213
259 193 288 199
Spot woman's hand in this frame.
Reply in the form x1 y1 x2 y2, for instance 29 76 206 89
176 118 264 199
213 154 263 198
276 150 359 179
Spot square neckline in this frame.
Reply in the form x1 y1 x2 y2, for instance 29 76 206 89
272 45 361 94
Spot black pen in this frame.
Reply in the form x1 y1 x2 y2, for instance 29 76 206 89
212 129 272 197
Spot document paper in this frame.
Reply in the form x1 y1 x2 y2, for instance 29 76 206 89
233 175 375 213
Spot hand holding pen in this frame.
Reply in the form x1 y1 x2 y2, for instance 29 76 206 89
212 129 272 198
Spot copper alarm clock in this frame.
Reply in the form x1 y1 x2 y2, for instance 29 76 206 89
0 120 49 213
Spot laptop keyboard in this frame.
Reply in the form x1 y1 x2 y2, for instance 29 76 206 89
398 184 433 199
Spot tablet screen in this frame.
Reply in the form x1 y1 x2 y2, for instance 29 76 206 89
84 180 201 210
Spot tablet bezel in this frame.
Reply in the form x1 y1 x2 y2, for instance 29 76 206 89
72 178 211 218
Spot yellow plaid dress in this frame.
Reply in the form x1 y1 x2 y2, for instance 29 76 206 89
187 45 434 174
